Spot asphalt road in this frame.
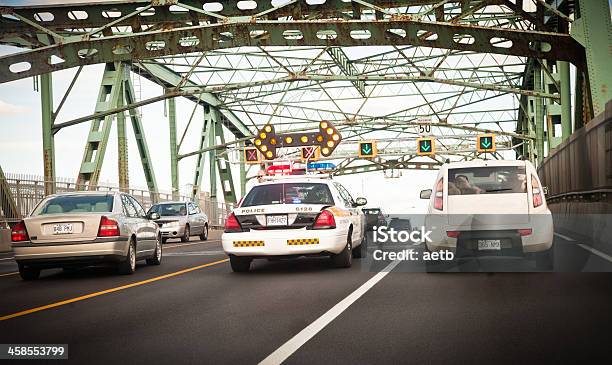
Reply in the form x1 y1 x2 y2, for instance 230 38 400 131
0 233 611 364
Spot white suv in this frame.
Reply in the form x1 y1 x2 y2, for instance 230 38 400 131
420 160 554 269
222 176 367 272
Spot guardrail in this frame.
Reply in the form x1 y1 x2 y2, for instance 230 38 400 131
0 176 232 228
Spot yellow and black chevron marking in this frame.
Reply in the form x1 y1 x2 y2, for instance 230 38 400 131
287 238 320 246
233 241 265 247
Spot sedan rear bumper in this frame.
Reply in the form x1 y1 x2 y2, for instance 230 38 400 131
13 237 129 265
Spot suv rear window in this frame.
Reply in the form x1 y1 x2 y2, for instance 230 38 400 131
448 166 527 195
33 195 114 215
241 183 334 207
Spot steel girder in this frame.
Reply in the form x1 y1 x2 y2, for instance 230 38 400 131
129 61 253 138
0 18 584 84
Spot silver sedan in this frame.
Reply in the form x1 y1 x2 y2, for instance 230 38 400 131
147 201 209 243
11 191 162 280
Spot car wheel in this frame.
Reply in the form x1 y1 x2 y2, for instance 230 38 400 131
333 234 353 268
199 224 209 241
181 225 190 243
352 233 366 259
18 264 40 281
118 240 136 275
230 256 252 272
146 235 163 265
161 237 168 244
536 245 554 271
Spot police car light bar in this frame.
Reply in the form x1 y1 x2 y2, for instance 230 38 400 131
259 174 332 181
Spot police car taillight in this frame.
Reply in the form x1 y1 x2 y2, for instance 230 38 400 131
434 178 444 210
224 213 242 232
312 210 336 229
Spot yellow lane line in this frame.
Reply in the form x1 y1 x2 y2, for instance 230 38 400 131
0 272 18 277
0 258 229 321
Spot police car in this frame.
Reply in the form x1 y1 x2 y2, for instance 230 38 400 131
222 175 367 272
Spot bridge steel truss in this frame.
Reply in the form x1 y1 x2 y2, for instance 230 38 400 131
0 0 609 204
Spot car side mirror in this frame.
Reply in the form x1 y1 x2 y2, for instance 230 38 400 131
354 197 367 206
420 189 432 199
542 186 549 196
149 212 160 220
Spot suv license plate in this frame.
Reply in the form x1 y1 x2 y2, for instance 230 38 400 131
53 223 74 235
478 239 501 250
266 215 288 226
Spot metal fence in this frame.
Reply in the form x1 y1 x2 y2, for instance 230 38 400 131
0 174 233 228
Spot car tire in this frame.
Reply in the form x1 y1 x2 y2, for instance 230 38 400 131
118 240 136 275
199 224 209 241
352 233 366 259
536 244 554 271
146 235 163 265
230 256 252 272
333 234 353 268
161 237 168 244
18 264 40 281
181 225 190 243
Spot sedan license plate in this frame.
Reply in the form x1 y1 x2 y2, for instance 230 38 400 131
53 223 74 235
266 215 288 226
478 239 501 250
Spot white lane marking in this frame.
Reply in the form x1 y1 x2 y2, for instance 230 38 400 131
577 244 612 264
554 232 576 242
259 259 401 365
554 232 612 264
0 257 14 261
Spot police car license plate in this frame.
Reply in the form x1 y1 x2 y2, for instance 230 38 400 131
266 215 288 226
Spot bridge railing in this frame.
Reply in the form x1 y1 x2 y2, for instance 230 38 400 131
0 175 232 229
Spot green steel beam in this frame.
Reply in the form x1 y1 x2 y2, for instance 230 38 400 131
40 70 55 195
76 62 124 189
572 0 612 116
208 111 218 200
168 97 179 200
533 63 544 165
129 62 253 139
558 61 572 139
326 47 367 97
0 164 20 220
124 73 159 202
116 84 129 192
0 18 584 84
192 107 212 200
212 112 237 204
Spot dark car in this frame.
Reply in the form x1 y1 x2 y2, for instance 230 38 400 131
362 208 387 231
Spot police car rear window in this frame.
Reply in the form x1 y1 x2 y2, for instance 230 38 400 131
241 183 334 206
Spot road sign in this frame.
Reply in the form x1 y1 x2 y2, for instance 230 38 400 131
358 140 377 158
417 137 435 156
254 121 342 160
300 146 320 162
477 134 496 153
244 147 260 164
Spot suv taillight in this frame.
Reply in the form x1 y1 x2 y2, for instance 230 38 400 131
11 220 29 242
434 178 444 210
224 213 242 233
532 175 543 208
98 216 120 237
312 209 336 229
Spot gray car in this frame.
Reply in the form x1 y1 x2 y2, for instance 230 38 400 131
148 201 209 243
11 191 162 280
